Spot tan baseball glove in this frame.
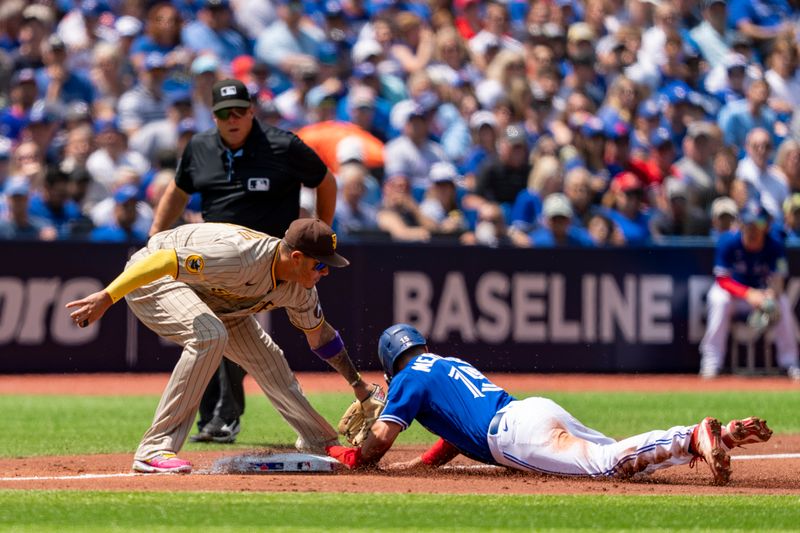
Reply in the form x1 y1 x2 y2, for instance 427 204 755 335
337 384 387 446
748 297 781 335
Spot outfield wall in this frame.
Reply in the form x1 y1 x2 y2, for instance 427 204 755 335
2 241 799 373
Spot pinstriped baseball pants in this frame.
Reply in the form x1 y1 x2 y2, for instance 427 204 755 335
125 279 338 461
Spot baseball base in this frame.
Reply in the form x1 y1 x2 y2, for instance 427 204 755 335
209 452 344 474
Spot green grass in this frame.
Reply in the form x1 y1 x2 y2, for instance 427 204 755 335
0 492 799 532
1 391 798 457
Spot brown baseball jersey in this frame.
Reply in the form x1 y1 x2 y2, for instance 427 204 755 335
125 223 338 461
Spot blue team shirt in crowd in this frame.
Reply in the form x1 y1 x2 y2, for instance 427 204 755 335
713 230 787 288
378 354 514 464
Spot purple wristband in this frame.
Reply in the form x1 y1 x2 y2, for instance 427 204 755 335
313 330 345 360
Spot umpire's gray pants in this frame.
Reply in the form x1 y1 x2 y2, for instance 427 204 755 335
125 278 338 461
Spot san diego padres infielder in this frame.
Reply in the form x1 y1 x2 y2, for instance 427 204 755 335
66 218 384 473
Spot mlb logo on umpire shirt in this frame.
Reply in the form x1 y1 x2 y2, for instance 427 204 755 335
221 86 237 97
248 178 270 191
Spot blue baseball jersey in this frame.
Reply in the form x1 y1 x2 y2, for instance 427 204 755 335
378 354 514 464
713 230 787 288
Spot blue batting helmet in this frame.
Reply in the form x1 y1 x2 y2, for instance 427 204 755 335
378 323 427 382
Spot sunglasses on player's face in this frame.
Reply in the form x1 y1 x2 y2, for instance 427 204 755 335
214 107 249 121
311 259 327 272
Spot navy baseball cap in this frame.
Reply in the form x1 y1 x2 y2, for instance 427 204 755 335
661 81 691 105
211 79 251 112
650 127 673 148
166 90 192 107
740 201 769 225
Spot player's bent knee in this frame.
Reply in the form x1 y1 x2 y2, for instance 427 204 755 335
192 314 229 346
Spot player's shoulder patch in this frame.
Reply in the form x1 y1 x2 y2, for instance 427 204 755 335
185 254 205 274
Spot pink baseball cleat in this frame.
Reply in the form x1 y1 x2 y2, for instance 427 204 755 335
689 417 731 486
133 453 192 474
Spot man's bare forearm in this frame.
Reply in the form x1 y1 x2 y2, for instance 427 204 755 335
150 181 190 236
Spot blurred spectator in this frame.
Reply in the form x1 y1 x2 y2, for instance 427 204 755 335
384 100 447 188
709 196 739 238
689 0 734 69
0 176 55 240
572 116 610 195
22 101 61 165
563 166 596 227
454 0 482 40
772 138 800 194
736 128 788 223
376 173 435 242
636 126 679 204
676 122 718 210
86 119 150 192
89 42 132 107
255 0 325 79
469 1 523 72
510 154 563 231
182 0 250 64
718 78 779 151
630 97 661 160
649 178 711 241
130 90 195 165
475 124 530 205
1 68 38 140
419 162 467 235
602 171 651 245
335 135 381 207
586 211 622 246
89 166 153 236
764 37 800 114
461 110 499 189
189 54 220 131
528 193 593 247
333 163 380 239
89 184 148 242
275 61 323 128
0 138 10 186
461 201 526 247
782 194 800 243
727 0 794 52
117 52 169 136
61 124 95 177
9 140 45 189
130 2 185 70
13 8 48 71
28 165 86 238
37 35 95 106
711 144 739 199
391 11 434 76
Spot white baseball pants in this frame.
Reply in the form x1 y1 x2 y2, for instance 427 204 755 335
699 283 798 373
487 397 695 478
126 278 338 462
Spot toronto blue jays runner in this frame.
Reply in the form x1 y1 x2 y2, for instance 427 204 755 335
326 324 773 485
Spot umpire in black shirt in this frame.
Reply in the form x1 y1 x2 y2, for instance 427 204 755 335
149 79 337 443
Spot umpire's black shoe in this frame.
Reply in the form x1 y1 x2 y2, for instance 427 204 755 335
190 416 241 444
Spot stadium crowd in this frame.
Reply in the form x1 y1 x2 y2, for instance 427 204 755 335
2 0 800 247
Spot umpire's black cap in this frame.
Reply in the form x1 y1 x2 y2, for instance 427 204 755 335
211 79 252 112
284 218 350 268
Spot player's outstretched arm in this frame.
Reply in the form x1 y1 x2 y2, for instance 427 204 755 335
386 438 460 471
306 321 373 401
65 249 178 328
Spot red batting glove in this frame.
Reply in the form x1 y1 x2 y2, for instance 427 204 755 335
325 445 363 469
